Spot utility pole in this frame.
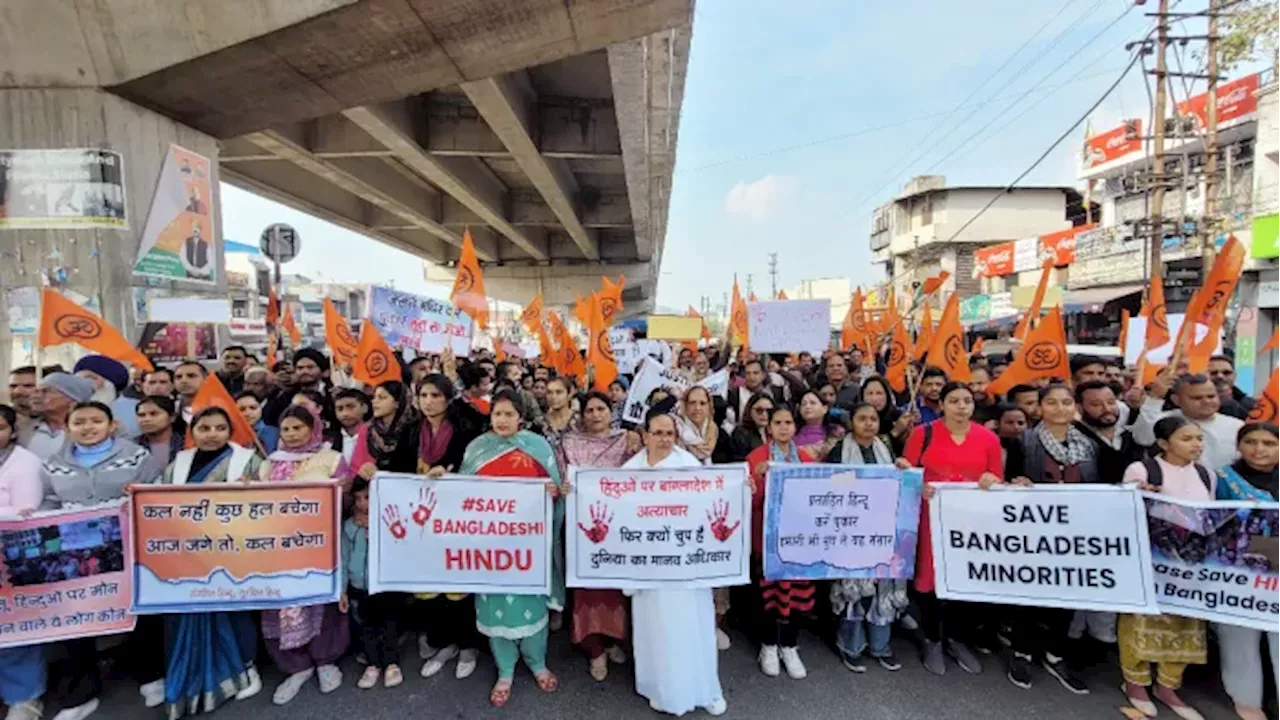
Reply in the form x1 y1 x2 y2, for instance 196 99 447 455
767 252 778 299
1201 0 1220 266
745 273 754 298
1146 0 1171 284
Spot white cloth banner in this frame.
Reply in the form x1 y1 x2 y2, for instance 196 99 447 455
636 339 673 368
368 473 553 596
566 464 752 589
621 358 729 425
747 300 830 353
928 484 1159 613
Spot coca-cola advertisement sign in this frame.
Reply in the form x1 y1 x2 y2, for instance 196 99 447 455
1083 119 1143 168
974 242 1015 278
1177 74 1259 129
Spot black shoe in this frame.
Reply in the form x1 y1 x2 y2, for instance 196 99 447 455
1043 656 1089 695
876 652 902 671
840 653 867 673
1007 652 1033 689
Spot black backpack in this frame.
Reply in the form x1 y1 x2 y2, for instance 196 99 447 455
1141 456 1212 492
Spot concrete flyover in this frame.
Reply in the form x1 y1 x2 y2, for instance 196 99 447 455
1 0 690 331
143 0 692 313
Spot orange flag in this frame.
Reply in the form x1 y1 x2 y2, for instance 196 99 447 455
521 293 544 331
1186 236 1246 373
266 334 278 366
281 304 302 346
186 373 257 450
1014 260 1053 340
352 321 401 386
1118 309 1131 355
913 301 934 362
573 293 595 329
921 271 951 297
1141 278 1171 349
549 312 585 378
599 275 625 326
885 318 912 393
493 337 507 363
1247 369 1278 424
450 228 489 330
841 289 864 351
266 288 280 328
777 290 789 300
730 276 750 346
1261 328 1279 355
587 295 618 391
972 336 985 355
38 289 153 371
924 293 970 382
989 305 1069 396
749 292 759 303
323 298 357 365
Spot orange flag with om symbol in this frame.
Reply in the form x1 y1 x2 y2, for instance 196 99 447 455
450 229 489 330
586 295 618 391
323 298 358 367
38 288 153 371
353 321 400 387
186 373 258 450
924 292 970 383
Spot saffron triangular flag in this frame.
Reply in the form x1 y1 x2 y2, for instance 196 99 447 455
450 228 489 330
353 321 401 386
323 298 358 366
1014 260 1053 340
38 289 153 370
186 373 258 450
885 318 911 394
1246 369 1278 424
549 312 585 378
281 304 302 346
587 295 618 391
989 306 1070 396
777 289 789 300
730 275 750 346
521 293 544 332
924 293 970 382
599 275 625 326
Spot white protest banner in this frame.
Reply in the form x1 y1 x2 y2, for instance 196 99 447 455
699 369 730 399
621 357 691 425
747 299 830 353
763 463 923 580
1144 493 1278 631
929 484 1159 613
567 464 751 589
368 473 553 596
368 285 474 356
610 327 642 374
1123 314 1222 365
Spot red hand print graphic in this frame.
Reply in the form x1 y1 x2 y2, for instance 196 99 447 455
382 504 407 541
411 486 437 530
577 502 613 544
706 500 740 543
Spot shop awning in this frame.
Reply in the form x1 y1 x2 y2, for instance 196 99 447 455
1062 284 1143 313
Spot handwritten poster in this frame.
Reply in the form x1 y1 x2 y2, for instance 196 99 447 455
929 484 1159 614
1144 493 1278 631
130 482 342 613
0 503 135 648
369 473 553 596
610 327 642 374
368 285 474 355
747 299 831 353
567 464 752 589
763 463 922 580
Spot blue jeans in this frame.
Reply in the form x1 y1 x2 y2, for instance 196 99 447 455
837 618 892 659
0 645 46 704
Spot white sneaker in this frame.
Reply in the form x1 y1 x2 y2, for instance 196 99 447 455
52 699 98 720
421 644 458 678
272 668 314 705
139 679 165 708
705 698 728 716
779 646 807 679
418 634 437 660
605 644 628 665
317 664 342 694
758 644 781 677
236 666 262 700
715 627 731 651
6 700 42 720
455 648 479 679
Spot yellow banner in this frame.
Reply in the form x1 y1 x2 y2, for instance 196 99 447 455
646 315 704 341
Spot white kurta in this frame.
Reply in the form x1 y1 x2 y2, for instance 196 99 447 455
621 446 725 716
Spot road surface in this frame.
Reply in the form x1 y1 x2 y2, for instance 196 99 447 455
87 625 1239 719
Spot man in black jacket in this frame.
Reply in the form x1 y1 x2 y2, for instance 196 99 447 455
1208 355 1256 420
1074 380 1144 483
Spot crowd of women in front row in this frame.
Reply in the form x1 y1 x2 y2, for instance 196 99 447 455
0 363 1276 720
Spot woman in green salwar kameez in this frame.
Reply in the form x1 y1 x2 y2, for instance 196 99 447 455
460 388 564 707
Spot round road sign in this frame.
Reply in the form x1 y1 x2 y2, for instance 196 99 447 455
259 223 301 263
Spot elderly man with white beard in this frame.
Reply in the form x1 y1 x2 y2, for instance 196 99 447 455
73 355 141 437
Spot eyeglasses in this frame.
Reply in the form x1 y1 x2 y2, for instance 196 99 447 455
753 406 773 414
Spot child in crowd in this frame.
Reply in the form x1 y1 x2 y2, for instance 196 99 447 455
341 477 403 689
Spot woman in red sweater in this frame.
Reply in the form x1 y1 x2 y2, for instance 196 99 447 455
899 381 1004 677
746 405 818 681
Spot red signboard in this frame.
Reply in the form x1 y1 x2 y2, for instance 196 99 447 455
974 242 1015 278
1084 119 1142 168
1177 74 1259 129
1038 223 1095 267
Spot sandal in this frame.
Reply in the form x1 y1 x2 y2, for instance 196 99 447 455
490 679 513 707
535 670 559 692
589 655 608 682
357 666 381 690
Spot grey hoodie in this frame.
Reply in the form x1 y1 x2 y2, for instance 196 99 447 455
40 437 156 508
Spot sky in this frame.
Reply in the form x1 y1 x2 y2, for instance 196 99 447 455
221 0 1226 314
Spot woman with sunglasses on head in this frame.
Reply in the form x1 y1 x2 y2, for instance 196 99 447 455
158 407 265 716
